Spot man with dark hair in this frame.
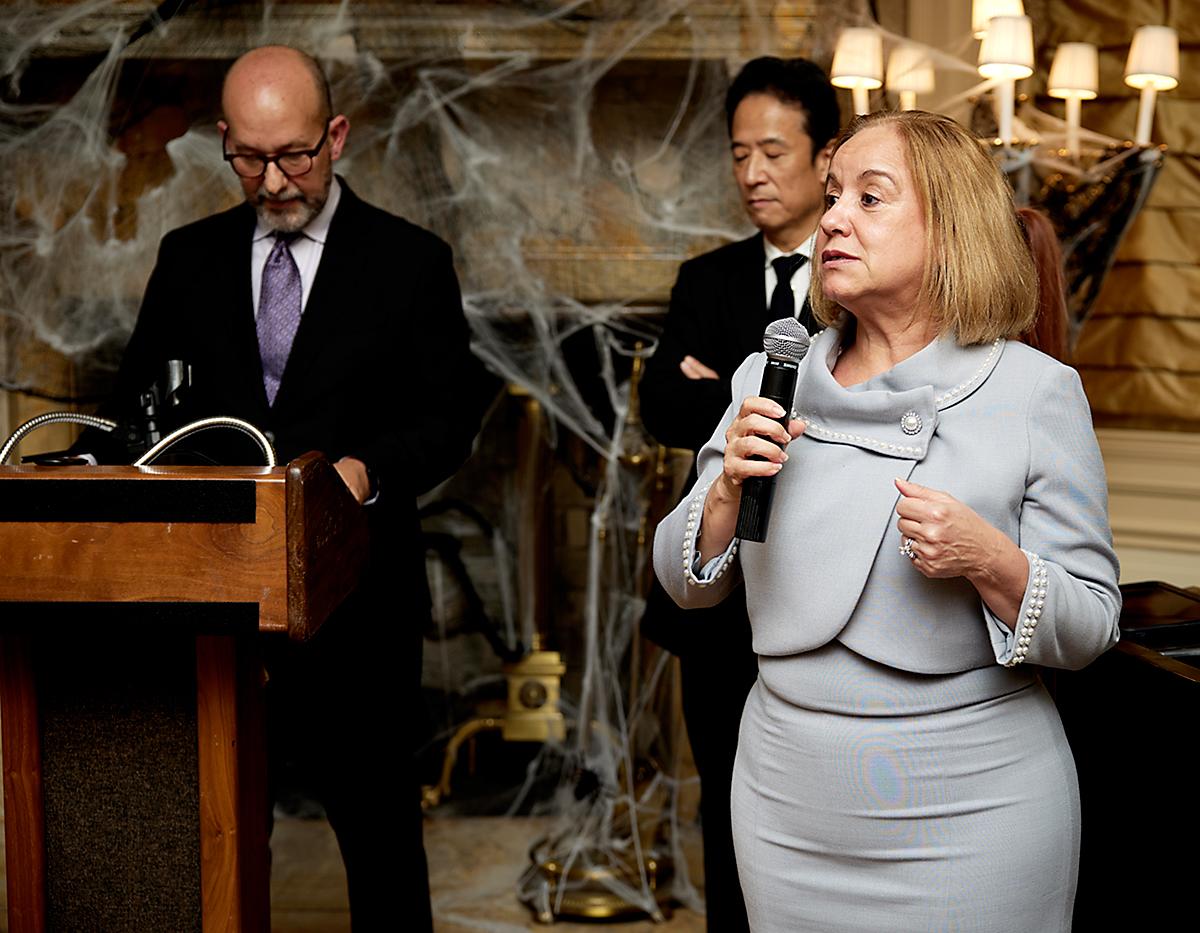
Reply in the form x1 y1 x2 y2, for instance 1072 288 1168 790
639 55 840 932
99 45 484 931
724 55 840 151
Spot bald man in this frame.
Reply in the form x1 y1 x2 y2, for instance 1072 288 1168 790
104 45 485 930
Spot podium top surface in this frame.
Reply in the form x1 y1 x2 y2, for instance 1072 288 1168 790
0 456 367 640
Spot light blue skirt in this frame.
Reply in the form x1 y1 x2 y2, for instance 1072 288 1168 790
732 641 1078 933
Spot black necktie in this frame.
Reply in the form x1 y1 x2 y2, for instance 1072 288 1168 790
769 254 808 321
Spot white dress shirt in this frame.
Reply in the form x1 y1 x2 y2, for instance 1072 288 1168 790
763 230 816 314
250 176 342 317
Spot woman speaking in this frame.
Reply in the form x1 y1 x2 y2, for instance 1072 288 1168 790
653 110 1120 932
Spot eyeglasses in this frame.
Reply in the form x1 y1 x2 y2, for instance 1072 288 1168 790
222 119 331 179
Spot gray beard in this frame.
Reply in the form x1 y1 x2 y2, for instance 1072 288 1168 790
252 173 330 233
254 196 321 234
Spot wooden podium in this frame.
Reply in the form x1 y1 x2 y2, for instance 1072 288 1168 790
0 452 368 933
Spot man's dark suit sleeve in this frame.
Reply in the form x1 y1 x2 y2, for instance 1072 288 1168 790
640 260 736 454
344 235 487 497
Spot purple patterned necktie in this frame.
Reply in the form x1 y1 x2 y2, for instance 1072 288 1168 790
257 234 303 406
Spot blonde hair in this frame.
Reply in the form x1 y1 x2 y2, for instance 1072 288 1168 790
809 110 1037 345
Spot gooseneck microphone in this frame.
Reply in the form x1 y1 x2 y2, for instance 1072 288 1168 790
735 318 811 543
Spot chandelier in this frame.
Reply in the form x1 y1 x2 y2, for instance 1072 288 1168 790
829 2 1175 345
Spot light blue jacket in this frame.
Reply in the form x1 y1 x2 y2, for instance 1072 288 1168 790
653 326 1121 674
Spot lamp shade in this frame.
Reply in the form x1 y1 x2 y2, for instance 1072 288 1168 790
1125 25 1179 91
831 27 883 90
972 0 1025 39
977 15 1034 80
887 44 935 94
1048 43 1098 99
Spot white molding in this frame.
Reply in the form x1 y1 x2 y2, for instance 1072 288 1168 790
1097 428 1200 586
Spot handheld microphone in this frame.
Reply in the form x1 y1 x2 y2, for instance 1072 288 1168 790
735 318 811 542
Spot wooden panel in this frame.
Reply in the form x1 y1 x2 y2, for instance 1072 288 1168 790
196 635 244 933
234 640 269 932
0 634 46 933
0 466 289 632
284 451 369 643
196 634 269 933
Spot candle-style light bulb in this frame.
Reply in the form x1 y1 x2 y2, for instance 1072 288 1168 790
977 15 1034 147
972 0 1025 39
832 28 884 116
1124 25 1179 145
1048 42 1098 158
887 44 935 111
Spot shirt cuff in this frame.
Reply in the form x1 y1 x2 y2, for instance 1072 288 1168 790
985 549 1048 667
680 481 740 587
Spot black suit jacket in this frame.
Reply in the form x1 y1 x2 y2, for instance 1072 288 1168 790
640 233 774 455
639 234 772 656
102 179 486 617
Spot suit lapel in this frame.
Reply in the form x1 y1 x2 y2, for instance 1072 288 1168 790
732 233 770 358
224 205 271 419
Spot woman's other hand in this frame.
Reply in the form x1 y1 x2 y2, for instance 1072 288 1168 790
893 477 1003 578
894 477 1028 628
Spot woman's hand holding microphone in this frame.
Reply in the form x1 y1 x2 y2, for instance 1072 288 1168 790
698 397 805 563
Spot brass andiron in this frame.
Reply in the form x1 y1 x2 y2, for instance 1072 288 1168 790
521 841 673 924
421 646 567 809
502 646 567 743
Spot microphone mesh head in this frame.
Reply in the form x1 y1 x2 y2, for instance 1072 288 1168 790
762 317 811 363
